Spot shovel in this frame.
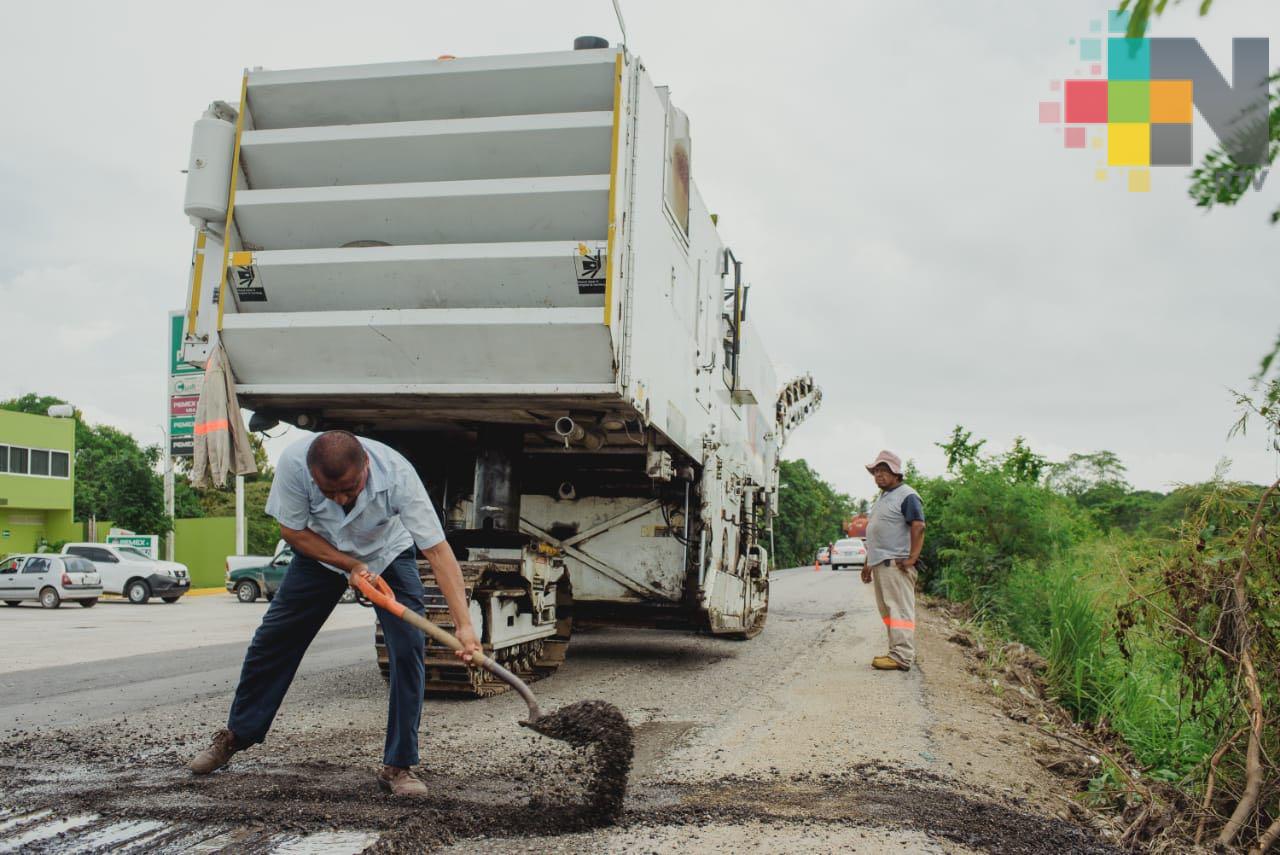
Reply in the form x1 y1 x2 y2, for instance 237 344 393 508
350 570 544 721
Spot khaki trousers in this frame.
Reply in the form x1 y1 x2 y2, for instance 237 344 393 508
871 560 917 666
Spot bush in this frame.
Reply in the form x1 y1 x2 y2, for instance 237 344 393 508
913 459 1095 597
911 432 1231 793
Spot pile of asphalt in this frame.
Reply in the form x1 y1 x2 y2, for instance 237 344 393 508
524 699 634 825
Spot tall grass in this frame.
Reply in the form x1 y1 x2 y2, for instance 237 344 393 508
969 539 1215 782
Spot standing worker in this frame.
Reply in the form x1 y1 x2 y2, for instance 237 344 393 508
860 450 925 672
187 430 481 797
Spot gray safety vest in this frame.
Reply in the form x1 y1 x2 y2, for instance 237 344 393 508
865 483 921 566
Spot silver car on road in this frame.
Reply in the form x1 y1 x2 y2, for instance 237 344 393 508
830 537 868 571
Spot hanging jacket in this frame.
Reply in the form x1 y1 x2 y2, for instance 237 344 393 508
191 343 257 488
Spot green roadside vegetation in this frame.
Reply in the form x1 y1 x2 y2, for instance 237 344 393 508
914 433 1243 780
913 424 1278 849
774 401 1279 849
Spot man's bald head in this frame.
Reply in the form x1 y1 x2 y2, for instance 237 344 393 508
307 431 368 481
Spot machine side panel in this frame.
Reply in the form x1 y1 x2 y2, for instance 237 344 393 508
615 65 721 460
520 495 687 604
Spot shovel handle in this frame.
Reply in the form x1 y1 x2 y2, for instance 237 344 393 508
351 571 544 721
353 571 487 662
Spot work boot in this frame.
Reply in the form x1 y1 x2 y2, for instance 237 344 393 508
871 655 910 671
378 765 429 798
188 727 245 775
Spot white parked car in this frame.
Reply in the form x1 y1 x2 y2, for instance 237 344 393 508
1 553 103 609
60 543 191 604
830 537 868 571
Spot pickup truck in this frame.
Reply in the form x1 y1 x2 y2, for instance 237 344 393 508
224 539 287 577
225 541 356 604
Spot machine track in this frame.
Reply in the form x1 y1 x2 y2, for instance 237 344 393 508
374 563 573 698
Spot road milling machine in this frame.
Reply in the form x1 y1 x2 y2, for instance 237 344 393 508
178 37 821 696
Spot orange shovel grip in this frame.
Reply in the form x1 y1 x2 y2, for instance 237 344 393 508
352 571 406 618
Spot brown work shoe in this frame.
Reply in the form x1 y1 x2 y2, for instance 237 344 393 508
871 655 910 671
378 765 428 798
188 727 244 775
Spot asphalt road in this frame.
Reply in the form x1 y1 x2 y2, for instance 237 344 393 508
0 626 370 731
0 568 1109 854
0 593 371 672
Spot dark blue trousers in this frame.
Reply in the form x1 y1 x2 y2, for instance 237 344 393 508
227 548 427 767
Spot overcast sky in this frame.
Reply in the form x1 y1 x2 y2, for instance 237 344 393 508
1 1 1276 501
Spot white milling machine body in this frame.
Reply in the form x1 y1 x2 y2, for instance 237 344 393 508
180 40 820 695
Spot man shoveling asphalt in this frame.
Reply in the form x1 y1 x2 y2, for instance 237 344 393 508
861 450 925 672
188 430 481 796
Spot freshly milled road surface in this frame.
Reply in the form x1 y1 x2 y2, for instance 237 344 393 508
0 568 1112 854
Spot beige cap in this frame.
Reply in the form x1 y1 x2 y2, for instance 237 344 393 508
865 450 903 475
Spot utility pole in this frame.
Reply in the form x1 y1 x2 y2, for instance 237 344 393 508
235 473 246 555
162 426 175 562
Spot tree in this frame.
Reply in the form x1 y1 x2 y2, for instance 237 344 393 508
193 477 278 555
910 432 1099 595
773 459 855 568
1046 450 1129 497
1000 436 1048 484
1188 74 1279 224
74 424 171 534
936 424 986 472
174 479 205 519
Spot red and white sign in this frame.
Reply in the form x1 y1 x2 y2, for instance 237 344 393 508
170 396 199 417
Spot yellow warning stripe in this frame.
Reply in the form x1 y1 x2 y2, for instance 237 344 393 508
216 73 249 332
603 52 623 327
185 228 208 335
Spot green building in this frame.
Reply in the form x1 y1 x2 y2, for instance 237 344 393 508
0 410 80 554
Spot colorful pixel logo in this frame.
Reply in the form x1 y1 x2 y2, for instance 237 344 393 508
1040 9 1268 192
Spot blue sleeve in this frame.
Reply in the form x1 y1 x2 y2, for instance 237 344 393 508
901 494 925 524
264 445 311 530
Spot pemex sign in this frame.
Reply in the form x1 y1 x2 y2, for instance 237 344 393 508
1040 9 1270 192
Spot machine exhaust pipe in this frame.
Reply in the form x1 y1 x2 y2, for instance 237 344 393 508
554 416 605 451
555 416 585 445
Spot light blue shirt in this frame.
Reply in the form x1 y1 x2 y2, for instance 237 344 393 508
264 436 446 576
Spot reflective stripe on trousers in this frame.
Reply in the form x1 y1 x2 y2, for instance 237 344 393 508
871 560 917 667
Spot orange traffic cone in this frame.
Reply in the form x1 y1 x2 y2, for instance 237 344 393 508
814 559 820 571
